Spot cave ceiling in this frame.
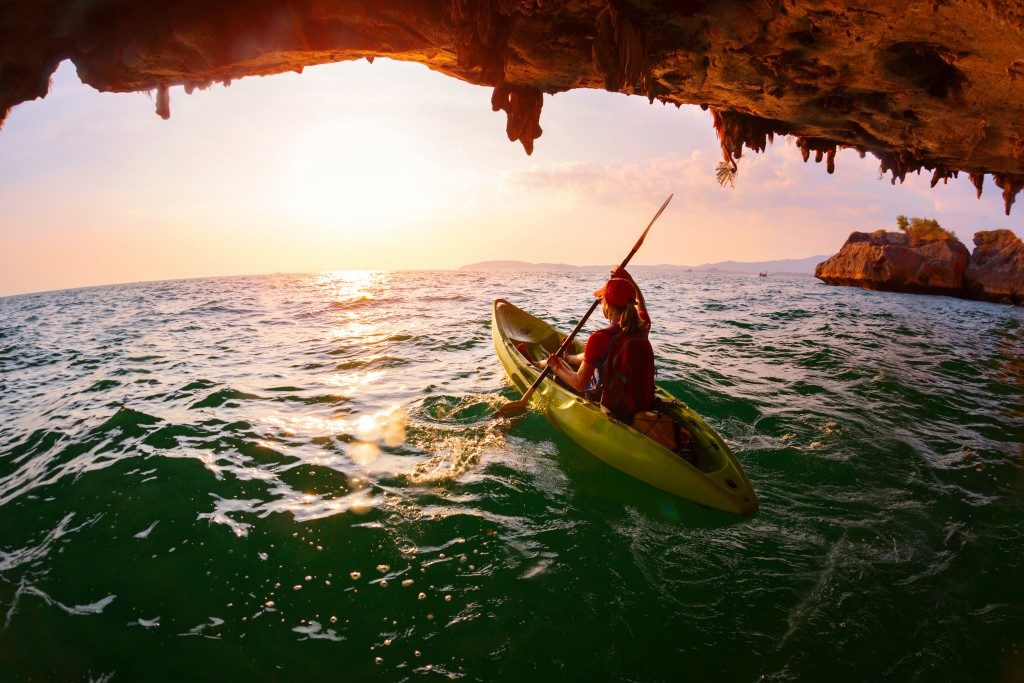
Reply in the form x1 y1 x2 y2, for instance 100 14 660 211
4 1 1024 212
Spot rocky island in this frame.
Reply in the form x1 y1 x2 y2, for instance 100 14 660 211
815 217 1024 306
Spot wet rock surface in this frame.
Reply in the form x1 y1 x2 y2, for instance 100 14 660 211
815 230 970 297
964 230 1024 305
816 228 1024 305
4 1 1024 209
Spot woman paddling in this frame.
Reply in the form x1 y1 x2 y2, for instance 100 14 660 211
526 268 655 421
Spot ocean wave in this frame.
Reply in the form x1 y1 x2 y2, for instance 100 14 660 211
0 270 1021 680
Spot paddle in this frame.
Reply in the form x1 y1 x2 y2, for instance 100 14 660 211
493 193 674 419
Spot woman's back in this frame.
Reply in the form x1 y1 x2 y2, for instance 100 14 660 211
598 328 655 420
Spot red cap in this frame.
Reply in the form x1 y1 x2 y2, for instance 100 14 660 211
594 278 636 307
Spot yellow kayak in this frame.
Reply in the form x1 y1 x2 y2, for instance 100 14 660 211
492 299 758 516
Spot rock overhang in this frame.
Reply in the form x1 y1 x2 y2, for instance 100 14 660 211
4 1 1024 212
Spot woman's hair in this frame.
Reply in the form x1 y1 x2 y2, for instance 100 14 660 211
608 301 643 333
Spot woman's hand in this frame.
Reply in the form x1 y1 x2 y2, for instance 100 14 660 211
611 267 633 282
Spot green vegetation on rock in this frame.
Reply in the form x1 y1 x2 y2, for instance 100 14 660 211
895 215 957 245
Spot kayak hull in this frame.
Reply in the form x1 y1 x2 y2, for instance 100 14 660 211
492 299 758 516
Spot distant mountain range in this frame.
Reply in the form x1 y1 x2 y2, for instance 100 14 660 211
459 260 580 271
460 256 829 275
691 255 829 275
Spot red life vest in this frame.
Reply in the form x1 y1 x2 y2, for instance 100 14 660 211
598 330 655 421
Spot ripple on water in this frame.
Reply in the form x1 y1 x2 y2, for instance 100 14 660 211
0 271 1022 680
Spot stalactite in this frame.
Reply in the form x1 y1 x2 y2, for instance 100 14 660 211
491 84 543 154
709 109 792 184
713 110 783 158
930 166 956 187
876 149 924 184
710 109 738 185
155 84 170 119
795 137 839 174
993 173 1024 215
968 172 985 198
183 80 212 95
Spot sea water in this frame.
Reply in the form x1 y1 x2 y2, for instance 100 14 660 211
0 270 1021 680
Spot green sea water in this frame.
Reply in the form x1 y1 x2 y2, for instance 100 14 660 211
0 270 1022 681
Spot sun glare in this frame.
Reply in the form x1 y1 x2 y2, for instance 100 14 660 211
315 269 380 300
282 118 437 227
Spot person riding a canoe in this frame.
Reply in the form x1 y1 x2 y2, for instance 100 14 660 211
523 268 655 421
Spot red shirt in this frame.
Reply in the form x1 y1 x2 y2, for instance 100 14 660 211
583 309 651 366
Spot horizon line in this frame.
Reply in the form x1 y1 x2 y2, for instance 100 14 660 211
0 259 828 300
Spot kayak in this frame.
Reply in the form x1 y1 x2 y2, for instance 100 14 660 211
492 299 758 516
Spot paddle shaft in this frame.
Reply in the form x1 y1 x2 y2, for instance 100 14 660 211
512 194 673 406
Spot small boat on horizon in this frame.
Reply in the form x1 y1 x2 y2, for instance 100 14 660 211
758 271 768 277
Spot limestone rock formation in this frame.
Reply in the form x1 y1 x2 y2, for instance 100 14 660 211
815 229 970 296
816 224 1024 305
964 230 1024 305
5 2 1024 211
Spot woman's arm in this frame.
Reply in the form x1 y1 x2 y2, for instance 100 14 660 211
534 352 583 370
563 352 584 367
545 354 596 393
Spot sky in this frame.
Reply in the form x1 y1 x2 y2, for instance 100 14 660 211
1 58 1022 297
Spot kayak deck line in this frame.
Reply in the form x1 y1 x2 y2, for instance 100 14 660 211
492 299 758 516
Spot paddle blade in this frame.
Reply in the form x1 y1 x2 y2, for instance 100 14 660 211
492 397 530 420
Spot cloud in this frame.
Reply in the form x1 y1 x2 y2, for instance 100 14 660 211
505 138 1024 243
